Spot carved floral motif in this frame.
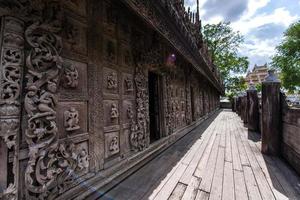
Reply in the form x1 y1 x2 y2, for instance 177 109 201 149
127 104 134 119
23 3 89 199
0 16 24 200
130 65 149 151
64 107 80 132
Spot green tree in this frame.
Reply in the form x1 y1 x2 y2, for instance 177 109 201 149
255 83 262 93
202 22 249 95
272 21 300 93
226 76 248 101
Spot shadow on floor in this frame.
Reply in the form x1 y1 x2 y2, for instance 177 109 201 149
247 130 300 199
99 111 221 200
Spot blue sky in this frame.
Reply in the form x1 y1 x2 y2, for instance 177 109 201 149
185 0 300 71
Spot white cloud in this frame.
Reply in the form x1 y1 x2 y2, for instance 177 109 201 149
232 7 298 34
185 0 299 70
242 0 271 19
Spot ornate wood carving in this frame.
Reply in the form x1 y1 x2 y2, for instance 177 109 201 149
23 2 89 199
122 0 223 93
64 107 80 132
130 65 149 151
0 16 24 200
63 64 79 89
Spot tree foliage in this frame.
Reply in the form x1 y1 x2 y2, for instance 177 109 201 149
271 21 300 93
202 22 249 96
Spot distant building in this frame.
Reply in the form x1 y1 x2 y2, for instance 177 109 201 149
245 64 269 85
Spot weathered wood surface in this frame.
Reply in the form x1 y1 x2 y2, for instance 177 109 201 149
100 110 300 200
282 108 300 175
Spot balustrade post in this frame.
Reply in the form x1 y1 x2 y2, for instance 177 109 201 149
243 94 248 124
247 84 259 131
261 70 281 155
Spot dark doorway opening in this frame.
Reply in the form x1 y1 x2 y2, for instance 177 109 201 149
148 72 161 143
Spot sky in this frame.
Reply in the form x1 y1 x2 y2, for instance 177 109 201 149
185 0 300 72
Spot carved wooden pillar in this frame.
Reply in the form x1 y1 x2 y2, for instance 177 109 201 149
0 16 24 200
261 70 281 155
247 84 259 131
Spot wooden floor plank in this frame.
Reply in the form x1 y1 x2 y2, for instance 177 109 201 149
209 147 225 200
181 176 201 200
223 161 235 200
243 166 262 200
168 182 187 200
233 169 249 200
231 121 243 171
198 134 221 193
235 117 276 200
195 190 210 200
102 111 300 200
194 121 221 178
225 118 232 163
180 121 218 184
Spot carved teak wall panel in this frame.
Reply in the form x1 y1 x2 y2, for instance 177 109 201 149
0 0 221 199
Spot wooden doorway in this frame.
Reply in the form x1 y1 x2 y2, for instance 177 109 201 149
148 72 162 143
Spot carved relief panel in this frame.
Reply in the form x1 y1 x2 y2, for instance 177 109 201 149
123 73 134 95
60 59 88 99
103 37 118 64
57 102 88 138
103 0 117 36
121 45 133 67
62 15 87 58
122 100 135 128
105 132 120 158
103 67 118 95
119 16 131 43
103 100 120 131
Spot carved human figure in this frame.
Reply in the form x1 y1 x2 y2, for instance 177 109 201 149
64 64 79 88
109 136 119 153
64 107 80 132
124 76 133 92
107 72 117 89
24 86 39 117
110 103 119 119
77 149 89 170
37 89 57 120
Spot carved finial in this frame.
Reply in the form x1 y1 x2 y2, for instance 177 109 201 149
196 0 200 22
264 69 280 83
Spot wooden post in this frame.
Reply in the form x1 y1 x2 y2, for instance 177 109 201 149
243 95 248 124
247 84 259 131
237 96 242 116
261 70 281 155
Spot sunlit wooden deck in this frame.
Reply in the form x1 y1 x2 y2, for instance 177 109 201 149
101 110 300 200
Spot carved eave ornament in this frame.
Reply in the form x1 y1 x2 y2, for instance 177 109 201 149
122 0 224 93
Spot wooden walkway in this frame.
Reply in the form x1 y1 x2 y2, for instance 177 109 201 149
101 110 300 200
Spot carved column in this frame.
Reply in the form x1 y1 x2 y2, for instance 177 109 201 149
247 84 259 131
261 70 282 155
0 16 24 200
